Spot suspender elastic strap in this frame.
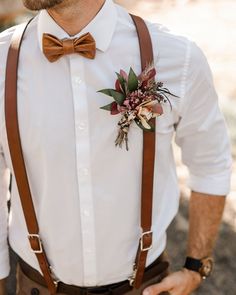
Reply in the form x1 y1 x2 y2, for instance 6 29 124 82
130 14 155 289
5 20 58 294
5 15 155 293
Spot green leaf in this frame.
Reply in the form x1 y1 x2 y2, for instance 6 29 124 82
134 119 155 132
97 89 115 97
98 89 125 105
116 72 127 94
100 102 113 111
128 68 138 92
109 90 125 105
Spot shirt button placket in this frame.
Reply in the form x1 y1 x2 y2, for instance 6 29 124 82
70 57 97 286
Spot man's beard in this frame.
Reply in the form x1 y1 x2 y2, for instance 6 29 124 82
22 0 65 10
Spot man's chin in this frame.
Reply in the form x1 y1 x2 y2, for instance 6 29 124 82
22 0 64 11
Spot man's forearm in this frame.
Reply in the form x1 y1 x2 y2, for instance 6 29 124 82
187 191 226 258
0 279 6 295
142 191 226 295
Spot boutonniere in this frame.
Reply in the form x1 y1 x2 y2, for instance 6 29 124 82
98 64 176 151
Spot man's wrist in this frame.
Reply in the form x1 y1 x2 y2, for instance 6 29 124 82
184 256 214 279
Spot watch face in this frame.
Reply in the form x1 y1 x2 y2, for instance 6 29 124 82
199 257 214 278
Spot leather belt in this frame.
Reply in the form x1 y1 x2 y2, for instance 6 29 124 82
19 252 169 295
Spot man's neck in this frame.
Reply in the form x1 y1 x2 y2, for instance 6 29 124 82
47 0 106 36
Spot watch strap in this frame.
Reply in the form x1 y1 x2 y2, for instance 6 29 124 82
184 256 203 272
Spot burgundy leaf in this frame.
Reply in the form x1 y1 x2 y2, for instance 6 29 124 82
120 69 128 81
140 68 156 86
111 101 120 115
146 68 156 80
115 79 122 92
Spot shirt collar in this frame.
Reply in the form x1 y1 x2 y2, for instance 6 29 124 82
37 0 117 53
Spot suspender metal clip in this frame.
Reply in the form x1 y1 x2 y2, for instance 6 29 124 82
140 231 153 252
128 264 138 287
28 234 43 254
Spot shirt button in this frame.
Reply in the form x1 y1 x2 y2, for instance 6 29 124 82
73 76 82 85
78 167 89 178
87 280 96 286
82 168 89 176
78 122 87 130
83 210 90 217
31 288 40 295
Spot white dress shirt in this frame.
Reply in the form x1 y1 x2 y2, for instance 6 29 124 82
0 0 232 286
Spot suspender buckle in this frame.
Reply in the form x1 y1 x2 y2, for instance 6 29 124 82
140 231 153 252
28 234 43 254
128 264 138 287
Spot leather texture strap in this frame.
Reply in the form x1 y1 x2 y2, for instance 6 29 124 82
5 20 57 294
130 14 155 289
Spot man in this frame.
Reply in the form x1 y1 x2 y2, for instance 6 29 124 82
0 0 231 294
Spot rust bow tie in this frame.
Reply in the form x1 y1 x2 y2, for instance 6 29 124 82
42 32 96 62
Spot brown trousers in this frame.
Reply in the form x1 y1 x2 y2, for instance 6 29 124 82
16 265 169 295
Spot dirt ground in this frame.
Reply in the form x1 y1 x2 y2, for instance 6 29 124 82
4 0 236 294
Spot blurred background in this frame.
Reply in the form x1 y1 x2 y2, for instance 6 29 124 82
1 0 235 294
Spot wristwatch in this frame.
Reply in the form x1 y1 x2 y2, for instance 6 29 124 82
184 256 214 279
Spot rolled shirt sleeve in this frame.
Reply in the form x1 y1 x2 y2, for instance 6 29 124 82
0 145 10 279
175 42 232 196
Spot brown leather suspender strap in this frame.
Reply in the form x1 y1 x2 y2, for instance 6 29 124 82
5 14 155 294
130 15 155 289
5 21 58 294
131 15 154 69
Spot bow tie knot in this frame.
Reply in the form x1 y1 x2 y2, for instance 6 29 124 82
42 32 96 62
62 39 75 55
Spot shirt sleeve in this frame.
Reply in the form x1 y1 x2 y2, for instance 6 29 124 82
0 144 10 279
175 41 232 196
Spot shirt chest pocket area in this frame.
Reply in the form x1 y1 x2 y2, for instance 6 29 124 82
127 114 175 157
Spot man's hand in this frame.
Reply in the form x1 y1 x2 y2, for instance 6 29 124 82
143 269 202 295
143 191 225 295
0 279 6 295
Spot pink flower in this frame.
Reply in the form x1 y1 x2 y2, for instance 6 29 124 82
123 99 130 106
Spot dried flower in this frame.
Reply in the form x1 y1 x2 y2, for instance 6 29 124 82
98 64 177 150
